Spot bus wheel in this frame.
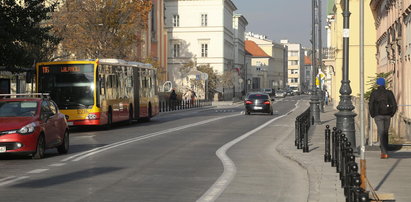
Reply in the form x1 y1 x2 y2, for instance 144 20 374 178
128 105 134 125
140 104 151 122
105 109 112 130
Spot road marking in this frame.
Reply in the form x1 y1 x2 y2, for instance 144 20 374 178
197 101 301 202
27 169 49 174
62 114 241 162
0 176 29 186
49 163 66 167
0 176 16 182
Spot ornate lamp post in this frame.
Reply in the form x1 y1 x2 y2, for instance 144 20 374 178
311 0 321 124
335 0 357 150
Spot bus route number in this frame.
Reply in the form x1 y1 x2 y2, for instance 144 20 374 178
42 67 50 73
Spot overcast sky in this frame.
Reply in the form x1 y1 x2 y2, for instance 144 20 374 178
233 0 328 48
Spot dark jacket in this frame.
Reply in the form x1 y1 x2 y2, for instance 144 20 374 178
169 90 177 100
369 86 397 118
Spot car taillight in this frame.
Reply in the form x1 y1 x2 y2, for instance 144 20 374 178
245 100 253 104
263 101 270 105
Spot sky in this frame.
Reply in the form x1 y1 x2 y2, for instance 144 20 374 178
233 0 328 48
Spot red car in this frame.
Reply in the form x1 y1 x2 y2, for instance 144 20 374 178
0 94 69 159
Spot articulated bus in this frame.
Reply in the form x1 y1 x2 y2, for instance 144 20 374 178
35 59 159 127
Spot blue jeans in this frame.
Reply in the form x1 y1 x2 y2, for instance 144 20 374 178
374 115 391 155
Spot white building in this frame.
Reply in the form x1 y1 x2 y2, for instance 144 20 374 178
280 40 304 91
245 32 287 90
165 0 244 100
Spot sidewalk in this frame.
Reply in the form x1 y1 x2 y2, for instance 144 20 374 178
278 103 411 202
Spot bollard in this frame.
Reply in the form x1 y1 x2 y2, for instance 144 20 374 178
331 127 338 167
344 159 357 197
324 125 331 162
295 117 300 148
298 118 304 149
356 189 370 202
303 119 309 152
350 174 361 202
337 133 345 173
341 146 353 188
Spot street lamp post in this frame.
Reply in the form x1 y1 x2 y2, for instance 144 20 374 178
335 0 357 150
311 0 321 125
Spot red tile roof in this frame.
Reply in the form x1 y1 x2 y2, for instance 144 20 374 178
304 56 312 65
245 40 270 57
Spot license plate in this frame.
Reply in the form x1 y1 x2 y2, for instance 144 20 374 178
254 106 263 110
67 122 74 126
0 146 6 153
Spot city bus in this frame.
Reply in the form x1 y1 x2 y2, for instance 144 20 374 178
35 59 159 127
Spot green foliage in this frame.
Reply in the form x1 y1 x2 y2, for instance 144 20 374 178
0 0 61 70
364 71 393 100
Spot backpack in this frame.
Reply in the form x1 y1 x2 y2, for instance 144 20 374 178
375 90 395 116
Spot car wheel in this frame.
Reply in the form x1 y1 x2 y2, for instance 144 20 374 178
57 130 69 154
246 111 251 115
32 135 45 159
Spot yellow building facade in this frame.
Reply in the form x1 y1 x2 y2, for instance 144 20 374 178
328 0 377 108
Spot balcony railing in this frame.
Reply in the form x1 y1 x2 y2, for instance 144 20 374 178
323 48 336 60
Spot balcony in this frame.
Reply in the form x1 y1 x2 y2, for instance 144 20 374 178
323 48 335 60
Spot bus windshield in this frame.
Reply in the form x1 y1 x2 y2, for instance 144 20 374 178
38 64 94 109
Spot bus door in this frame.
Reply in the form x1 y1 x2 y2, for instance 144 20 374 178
133 68 140 119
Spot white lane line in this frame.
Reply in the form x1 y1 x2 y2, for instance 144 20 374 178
197 101 301 202
27 169 49 174
62 114 241 162
0 176 16 182
49 163 66 167
0 176 29 186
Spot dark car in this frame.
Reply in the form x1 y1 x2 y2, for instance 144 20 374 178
244 93 274 115
0 94 69 159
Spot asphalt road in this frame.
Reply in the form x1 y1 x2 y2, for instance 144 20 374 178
0 96 310 202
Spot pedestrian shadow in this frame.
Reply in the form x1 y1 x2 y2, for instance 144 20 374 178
375 159 401 191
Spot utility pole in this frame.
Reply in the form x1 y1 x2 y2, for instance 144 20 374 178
311 0 321 124
318 0 325 113
335 0 357 149
359 0 367 189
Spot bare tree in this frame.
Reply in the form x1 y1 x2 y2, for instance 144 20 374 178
52 0 152 60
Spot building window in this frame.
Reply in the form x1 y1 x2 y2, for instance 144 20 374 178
289 51 299 56
289 60 298 65
201 14 207 26
291 69 299 74
173 15 179 27
173 44 180 58
201 43 208 57
290 78 298 83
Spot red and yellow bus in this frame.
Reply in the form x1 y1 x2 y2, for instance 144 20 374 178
35 59 159 127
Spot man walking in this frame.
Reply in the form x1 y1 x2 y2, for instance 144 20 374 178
369 77 397 159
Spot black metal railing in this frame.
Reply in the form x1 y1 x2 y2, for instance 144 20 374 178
159 99 212 112
324 126 370 202
295 107 311 152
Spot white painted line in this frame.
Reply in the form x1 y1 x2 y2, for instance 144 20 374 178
27 169 49 174
62 114 241 162
0 176 16 182
197 101 301 202
49 163 66 167
0 176 29 186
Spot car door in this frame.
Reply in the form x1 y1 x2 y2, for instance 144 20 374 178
40 101 58 147
49 101 65 145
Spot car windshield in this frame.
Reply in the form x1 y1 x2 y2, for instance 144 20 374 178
0 101 38 117
248 94 269 99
